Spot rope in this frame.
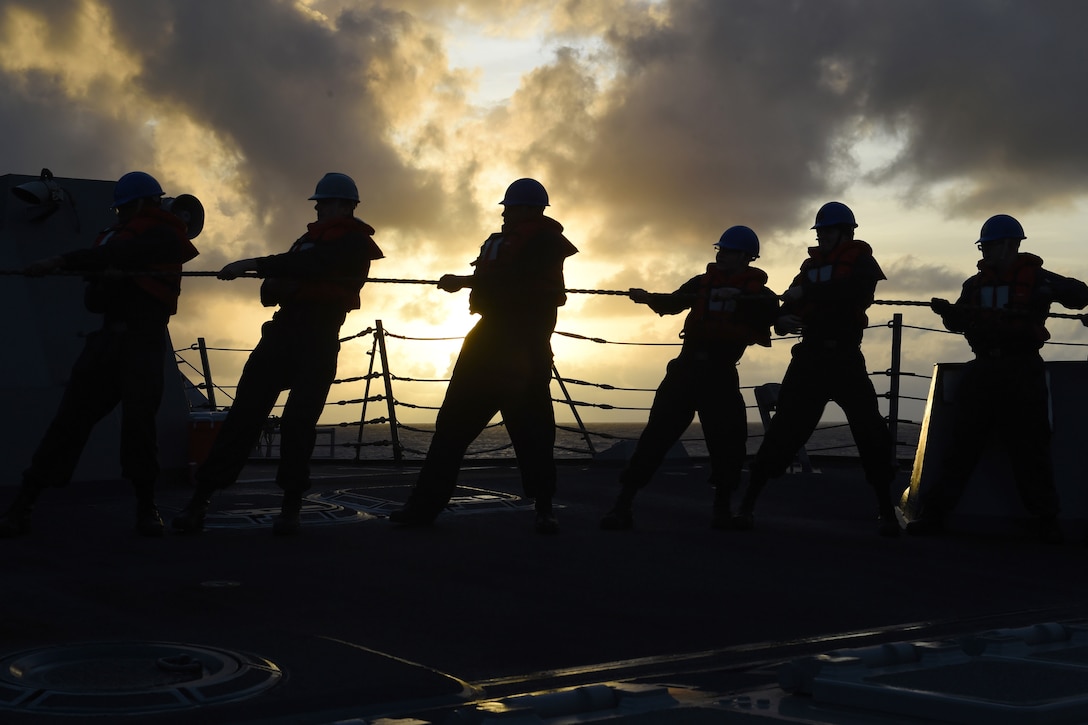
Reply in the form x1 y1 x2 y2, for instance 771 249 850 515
872 299 932 307
874 298 1087 321
555 377 659 393
564 288 630 296
554 330 681 347
332 373 381 385
339 396 387 406
339 327 375 343
9 267 1088 322
0 270 441 283
551 397 650 412
391 400 443 411
383 331 465 342
1042 339 1088 347
390 374 453 383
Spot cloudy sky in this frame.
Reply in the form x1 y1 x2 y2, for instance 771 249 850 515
4 0 1088 425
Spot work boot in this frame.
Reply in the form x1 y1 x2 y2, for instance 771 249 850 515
133 481 164 537
872 481 901 538
272 491 303 536
600 507 633 530
710 483 733 530
877 515 901 538
172 485 215 534
534 509 560 535
600 485 636 531
734 473 766 530
877 506 901 538
0 483 43 538
729 510 755 531
136 503 165 537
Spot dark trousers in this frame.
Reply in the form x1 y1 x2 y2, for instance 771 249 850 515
621 354 747 494
751 344 894 491
407 321 557 512
922 353 1058 518
25 327 166 489
196 318 340 494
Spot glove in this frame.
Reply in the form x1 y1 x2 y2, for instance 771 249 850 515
930 298 952 316
438 274 470 293
781 285 804 303
218 260 257 280
24 255 63 277
774 314 804 335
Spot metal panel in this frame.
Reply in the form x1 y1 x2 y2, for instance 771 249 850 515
902 360 1088 533
0 173 190 486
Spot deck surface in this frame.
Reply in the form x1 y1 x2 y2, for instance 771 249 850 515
1 458 1086 723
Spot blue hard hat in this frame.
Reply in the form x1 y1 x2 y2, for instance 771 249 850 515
714 225 760 258
112 171 164 208
499 178 549 207
977 214 1025 243
812 201 858 230
309 172 359 202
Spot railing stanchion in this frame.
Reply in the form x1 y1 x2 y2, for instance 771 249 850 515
552 363 596 456
197 337 217 411
375 320 402 463
355 332 380 462
888 313 903 465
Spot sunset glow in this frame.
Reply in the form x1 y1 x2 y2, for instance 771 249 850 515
4 0 1088 424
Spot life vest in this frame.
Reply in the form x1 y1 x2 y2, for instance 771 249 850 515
470 216 577 311
963 253 1049 343
799 238 880 285
92 207 197 314
278 216 382 311
790 239 883 329
682 265 772 346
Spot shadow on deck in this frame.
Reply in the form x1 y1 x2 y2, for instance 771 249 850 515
1 457 1085 724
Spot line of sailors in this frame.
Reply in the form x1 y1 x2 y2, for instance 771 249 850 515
1 171 1084 544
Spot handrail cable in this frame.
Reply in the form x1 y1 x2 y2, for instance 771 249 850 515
175 299 1086 462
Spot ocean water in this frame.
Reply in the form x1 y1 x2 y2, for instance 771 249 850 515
259 421 922 463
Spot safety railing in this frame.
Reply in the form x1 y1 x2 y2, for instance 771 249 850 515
175 297 1088 466
8 267 1085 467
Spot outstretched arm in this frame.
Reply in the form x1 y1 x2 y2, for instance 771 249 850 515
629 277 701 316
218 259 259 280
438 274 473 293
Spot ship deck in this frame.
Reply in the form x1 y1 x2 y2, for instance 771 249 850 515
1 458 1086 724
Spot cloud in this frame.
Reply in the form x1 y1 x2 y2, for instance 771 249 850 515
7 2 1088 250
5 0 1088 424
852 1 1088 213
563 0 1088 238
0 3 150 177
878 256 965 298
9 1 1088 273
106 1 457 236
